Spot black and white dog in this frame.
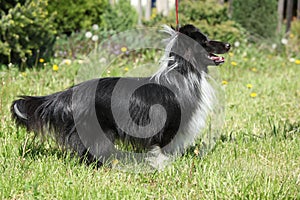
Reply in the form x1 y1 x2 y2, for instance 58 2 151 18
11 24 230 169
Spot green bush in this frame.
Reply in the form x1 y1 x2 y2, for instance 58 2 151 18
179 0 229 25
178 0 244 42
0 0 56 67
101 0 138 33
52 0 138 60
53 25 113 59
49 0 138 60
145 0 244 43
47 0 108 34
232 0 277 39
0 0 26 17
286 21 300 56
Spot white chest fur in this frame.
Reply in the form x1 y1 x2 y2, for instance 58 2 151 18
163 72 215 154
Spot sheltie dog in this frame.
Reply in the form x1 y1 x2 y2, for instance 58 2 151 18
11 24 230 169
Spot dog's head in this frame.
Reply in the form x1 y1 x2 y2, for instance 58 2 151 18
177 24 230 66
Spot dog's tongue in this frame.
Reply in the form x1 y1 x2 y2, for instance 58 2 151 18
211 55 224 62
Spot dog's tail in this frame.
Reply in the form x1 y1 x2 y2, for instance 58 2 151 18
11 96 49 132
11 91 73 136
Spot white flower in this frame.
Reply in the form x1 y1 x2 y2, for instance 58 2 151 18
8 63 13 68
281 38 288 45
92 35 99 41
234 41 240 47
92 24 99 30
289 58 295 62
85 31 92 38
271 44 277 49
99 57 106 63
77 60 84 64
61 59 72 65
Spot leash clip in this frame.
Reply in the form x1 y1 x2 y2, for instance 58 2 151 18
175 24 181 32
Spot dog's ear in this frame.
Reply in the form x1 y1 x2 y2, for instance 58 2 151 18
179 25 208 44
179 24 197 34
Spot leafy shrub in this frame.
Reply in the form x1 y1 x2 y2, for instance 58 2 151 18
179 0 229 24
232 0 277 39
286 21 300 56
145 0 244 43
53 32 90 59
53 24 114 59
47 0 108 35
53 0 138 59
101 0 138 33
177 0 244 42
0 0 56 67
0 0 26 16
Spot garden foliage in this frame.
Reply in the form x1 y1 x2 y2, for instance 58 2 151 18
288 21 300 56
0 0 56 67
0 0 26 16
146 0 243 43
101 0 138 33
180 0 243 42
53 0 138 59
232 0 277 39
47 0 108 35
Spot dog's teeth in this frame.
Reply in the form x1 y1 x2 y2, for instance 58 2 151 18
209 55 225 62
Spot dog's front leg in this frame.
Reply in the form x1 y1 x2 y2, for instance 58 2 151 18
146 145 172 170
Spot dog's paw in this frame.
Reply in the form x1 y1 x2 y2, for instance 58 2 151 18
146 146 171 171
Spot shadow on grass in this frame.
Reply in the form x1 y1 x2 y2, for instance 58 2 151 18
268 119 300 139
17 136 104 169
18 137 65 160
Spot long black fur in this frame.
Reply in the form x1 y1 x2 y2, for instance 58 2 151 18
11 24 230 167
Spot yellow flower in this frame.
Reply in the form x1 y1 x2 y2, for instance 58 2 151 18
124 67 129 72
231 61 237 66
251 67 257 72
243 57 248 61
194 148 199 156
246 84 253 89
39 58 45 63
151 8 157 19
289 33 294 38
222 80 228 85
111 159 119 167
228 52 234 57
295 60 300 65
52 64 59 71
250 92 257 98
121 47 127 53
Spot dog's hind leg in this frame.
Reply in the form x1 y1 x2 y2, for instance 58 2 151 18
66 130 103 167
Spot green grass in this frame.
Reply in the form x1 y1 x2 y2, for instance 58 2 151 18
0 44 299 199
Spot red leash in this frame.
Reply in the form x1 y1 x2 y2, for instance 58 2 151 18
175 0 180 30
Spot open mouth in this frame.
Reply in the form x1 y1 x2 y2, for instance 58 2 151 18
208 53 225 65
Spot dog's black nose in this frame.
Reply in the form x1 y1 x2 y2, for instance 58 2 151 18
225 43 231 50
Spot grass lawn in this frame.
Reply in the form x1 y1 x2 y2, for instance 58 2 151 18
0 44 299 199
